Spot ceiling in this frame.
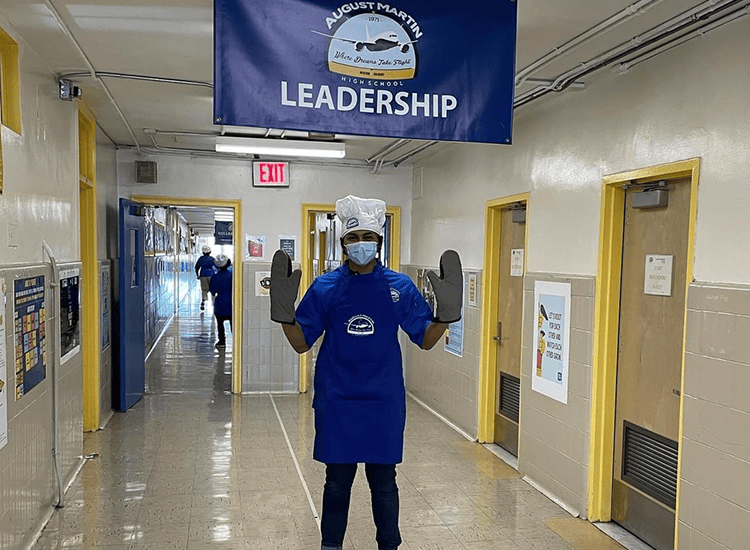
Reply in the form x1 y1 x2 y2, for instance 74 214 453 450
0 0 746 168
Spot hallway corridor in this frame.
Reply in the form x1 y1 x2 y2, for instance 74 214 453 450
32 287 631 550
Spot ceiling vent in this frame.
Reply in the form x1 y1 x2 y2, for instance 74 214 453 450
135 161 157 184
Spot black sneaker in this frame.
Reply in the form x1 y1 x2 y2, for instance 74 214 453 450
215 341 226 348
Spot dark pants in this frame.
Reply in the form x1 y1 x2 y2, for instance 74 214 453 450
215 315 231 343
321 463 400 550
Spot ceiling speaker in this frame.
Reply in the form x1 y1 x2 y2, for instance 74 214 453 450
135 161 157 184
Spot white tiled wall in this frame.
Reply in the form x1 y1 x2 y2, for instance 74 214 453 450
242 261 298 392
679 282 750 550
0 265 83 550
520 273 595 517
403 265 480 438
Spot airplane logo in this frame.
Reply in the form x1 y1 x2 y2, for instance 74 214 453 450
312 25 417 54
347 314 375 336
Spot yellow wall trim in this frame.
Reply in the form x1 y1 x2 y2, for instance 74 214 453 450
0 26 22 134
78 111 100 431
478 192 530 442
588 158 700 541
131 194 243 394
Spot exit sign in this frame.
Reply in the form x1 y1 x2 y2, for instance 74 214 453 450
253 161 289 187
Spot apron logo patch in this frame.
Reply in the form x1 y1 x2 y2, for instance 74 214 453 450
347 314 375 336
390 288 400 302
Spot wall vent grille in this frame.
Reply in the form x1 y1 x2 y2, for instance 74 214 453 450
135 161 157 184
622 421 678 509
499 373 520 423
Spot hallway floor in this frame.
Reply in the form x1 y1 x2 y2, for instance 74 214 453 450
33 287 633 550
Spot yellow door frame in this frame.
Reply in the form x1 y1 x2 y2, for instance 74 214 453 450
588 158 700 540
477 193 530 442
299 203 401 393
78 110 100 431
131 195 243 394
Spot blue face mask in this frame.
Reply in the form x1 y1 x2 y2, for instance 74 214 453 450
346 242 378 266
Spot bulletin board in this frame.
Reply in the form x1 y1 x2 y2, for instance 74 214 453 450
13 275 47 400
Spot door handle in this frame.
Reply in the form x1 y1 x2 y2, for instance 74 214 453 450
493 322 503 345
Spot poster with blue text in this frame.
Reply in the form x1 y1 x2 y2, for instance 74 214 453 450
14 276 46 400
531 281 570 404
215 1 517 144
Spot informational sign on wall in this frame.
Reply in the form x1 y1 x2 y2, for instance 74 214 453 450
644 254 673 296
14 276 46 400
256 271 272 297
511 249 524 277
60 269 81 364
531 281 571 404
468 273 478 307
101 264 111 351
279 236 297 262
214 0 517 144
253 162 289 187
0 278 8 450
246 235 267 259
444 309 464 357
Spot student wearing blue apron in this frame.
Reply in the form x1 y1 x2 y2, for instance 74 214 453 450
209 254 232 347
195 245 217 310
270 195 463 550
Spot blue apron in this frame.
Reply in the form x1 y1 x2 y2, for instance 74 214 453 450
310 266 407 464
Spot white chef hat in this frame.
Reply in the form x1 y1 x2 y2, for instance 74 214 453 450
336 195 386 237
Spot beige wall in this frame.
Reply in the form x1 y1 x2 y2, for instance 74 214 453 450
680 283 750 550
242 261 299 392
116 152 415 264
0 15 118 550
409 14 750 548
520 274 595 517
404 264 480 437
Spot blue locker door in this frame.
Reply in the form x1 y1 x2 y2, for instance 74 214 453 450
116 198 146 411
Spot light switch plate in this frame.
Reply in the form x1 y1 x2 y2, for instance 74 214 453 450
7 223 18 248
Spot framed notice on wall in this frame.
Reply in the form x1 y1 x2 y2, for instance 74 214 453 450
13 276 47 400
101 264 111 351
0 278 8 450
531 281 571 404
59 269 81 364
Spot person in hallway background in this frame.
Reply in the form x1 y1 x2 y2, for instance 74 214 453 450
209 254 232 348
195 245 217 310
270 195 464 550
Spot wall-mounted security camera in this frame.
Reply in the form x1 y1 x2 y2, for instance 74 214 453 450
58 79 83 101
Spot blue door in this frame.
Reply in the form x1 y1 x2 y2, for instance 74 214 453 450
115 198 145 411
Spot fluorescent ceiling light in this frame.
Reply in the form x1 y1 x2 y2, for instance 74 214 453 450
215 136 345 158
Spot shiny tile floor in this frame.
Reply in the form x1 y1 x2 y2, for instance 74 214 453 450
34 287 629 550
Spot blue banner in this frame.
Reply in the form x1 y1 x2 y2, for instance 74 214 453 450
215 221 233 245
214 1 517 144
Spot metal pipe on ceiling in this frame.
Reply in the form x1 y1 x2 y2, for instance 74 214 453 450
514 0 746 108
389 141 439 168
366 139 410 163
57 71 213 89
613 3 750 72
515 0 663 87
44 0 142 155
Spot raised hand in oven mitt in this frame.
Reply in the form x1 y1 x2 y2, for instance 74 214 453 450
270 249 302 325
426 250 463 324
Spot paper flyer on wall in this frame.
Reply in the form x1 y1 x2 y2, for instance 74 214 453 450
60 268 81 364
246 235 266 259
14 275 47 400
278 235 297 262
531 281 571 404
0 278 8 450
